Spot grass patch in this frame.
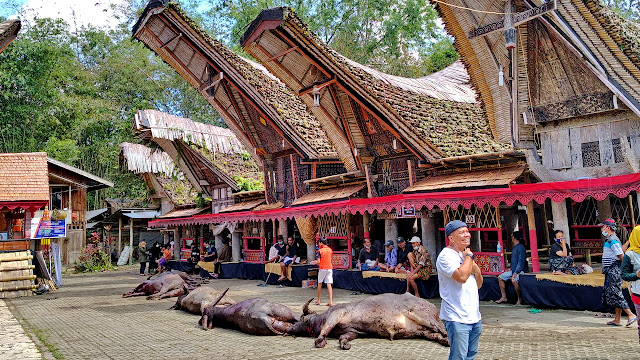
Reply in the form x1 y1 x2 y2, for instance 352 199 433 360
23 320 64 360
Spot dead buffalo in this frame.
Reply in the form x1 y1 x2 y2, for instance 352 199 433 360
288 293 449 349
171 287 236 315
123 272 189 300
199 289 299 335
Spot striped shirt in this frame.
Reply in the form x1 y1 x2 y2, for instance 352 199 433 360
602 234 623 269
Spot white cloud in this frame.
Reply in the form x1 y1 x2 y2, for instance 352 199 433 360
21 0 128 30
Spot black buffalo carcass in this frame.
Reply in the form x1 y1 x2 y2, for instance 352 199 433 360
199 289 299 335
123 272 192 300
287 293 449 349
171 286 236 314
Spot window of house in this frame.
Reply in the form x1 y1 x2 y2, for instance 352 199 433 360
581 141 601 167
611 138 624 164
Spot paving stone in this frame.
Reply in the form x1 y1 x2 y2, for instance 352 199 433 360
4 269 639 360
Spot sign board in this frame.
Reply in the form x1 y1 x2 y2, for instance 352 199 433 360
329 226 337 234
32 218 67 239
397 206 416 219
465 214 476 225
469 0 556 38
252 227 258 235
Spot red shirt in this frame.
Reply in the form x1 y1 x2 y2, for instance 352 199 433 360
318 246 333 270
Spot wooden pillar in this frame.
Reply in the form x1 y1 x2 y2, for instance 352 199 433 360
385 217 398 245
117 215 122 256
278 219 288 241
232 229 242 262
527 200 540 272
174 228 181 260
629 194 637 228
128 218 134 265
363 212 370 239
551 199 571 246
421 214 437 266
596 195 612 224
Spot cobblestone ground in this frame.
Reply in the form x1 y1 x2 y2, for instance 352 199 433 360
4 268 640 360
0 300 41 359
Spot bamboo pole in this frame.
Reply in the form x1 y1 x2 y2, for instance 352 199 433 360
527 200 540 272
129 218 134 266
118 215 122 256
628 194 636 228
0 275 36 282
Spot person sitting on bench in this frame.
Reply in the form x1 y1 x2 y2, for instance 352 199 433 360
267 235 286 263
278 237 298 282
549 230 584 275
357 238 379 271
378 240 397 272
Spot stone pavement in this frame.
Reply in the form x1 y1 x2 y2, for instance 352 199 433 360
0 299 41 359
4 268 640 360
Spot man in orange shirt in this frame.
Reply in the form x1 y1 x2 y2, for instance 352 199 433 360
311 237 333 306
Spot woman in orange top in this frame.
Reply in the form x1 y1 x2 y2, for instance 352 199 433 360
311 237 333 306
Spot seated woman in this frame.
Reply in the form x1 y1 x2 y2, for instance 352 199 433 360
549 230 584 275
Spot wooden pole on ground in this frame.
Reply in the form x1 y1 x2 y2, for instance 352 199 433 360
118 215 122 256
527 200 540 272
628 194 636 228
129 218 134 265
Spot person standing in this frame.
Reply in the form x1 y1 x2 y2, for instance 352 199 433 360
437 220 483 360
620 225 640 336
310 237 333 306
600 218 636 326
496 231 527 305
134 241 148 276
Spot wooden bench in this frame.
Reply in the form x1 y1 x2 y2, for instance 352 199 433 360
572 247 603 266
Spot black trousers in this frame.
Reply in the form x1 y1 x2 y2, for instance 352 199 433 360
139 261 147 274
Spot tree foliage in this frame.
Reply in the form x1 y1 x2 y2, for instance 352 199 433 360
178 0 457 77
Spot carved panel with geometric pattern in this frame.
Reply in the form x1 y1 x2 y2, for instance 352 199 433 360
317 214 350 238
445 204 498 228
572 197 598 226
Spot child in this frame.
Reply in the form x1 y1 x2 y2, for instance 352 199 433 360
310 237 333 306
157 244 172 273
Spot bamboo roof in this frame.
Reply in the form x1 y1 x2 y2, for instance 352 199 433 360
0 152 48 202
432 0 640 143
241 7 510 159
133 2 337 163
0 19 20 54
403 164 527 193
291 183 365 206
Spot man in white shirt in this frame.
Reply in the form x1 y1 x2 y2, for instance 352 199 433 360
437 220 483 360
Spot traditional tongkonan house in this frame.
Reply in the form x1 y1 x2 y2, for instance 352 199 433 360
129 109 263 262
133 2 346 266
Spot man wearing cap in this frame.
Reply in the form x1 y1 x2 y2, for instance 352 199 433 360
437 220 483 360
379 240 398 272
395 237 411 274
600 218 636 326
406 236 434 298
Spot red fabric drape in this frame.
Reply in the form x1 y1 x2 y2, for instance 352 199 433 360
148 172 640 227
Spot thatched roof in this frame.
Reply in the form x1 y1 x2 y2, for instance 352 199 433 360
120 142 181 178
133 110 263 194
432 0 640 143
0 19 20 54
134 110 243 155
133 2 338 163
241 7 510 159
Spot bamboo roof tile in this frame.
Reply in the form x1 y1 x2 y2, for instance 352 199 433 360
218 198 265 213
403 164 527 193
291 183 365 206
243 8 510 158
133 3 337 160
158 207 209 219
0 19 20 54
0 153 49 202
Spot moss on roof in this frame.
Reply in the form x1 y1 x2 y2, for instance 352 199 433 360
165 3 337 158
279 8 510 157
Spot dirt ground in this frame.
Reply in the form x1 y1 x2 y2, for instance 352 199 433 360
4 267 640 360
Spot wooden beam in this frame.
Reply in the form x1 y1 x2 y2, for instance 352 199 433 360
407 160 414 186
299 77 337 96
267 46 299 62
160 33 181 49
290 154 299 199
365 165 373 198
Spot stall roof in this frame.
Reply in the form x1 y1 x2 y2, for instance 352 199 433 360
158 207 209 219
86 208 108 221
218 198 265 213
0 153 49 205
122 210 161 219
48 157 114 191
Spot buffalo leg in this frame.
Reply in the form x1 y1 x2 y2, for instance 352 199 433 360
155 287 186 300
338 331 359 350
421 330 450 347
123 284 145 298
314 308 347 347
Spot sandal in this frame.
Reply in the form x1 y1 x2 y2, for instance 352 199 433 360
607 321 622 326
495 299 507 304
626 318 637 327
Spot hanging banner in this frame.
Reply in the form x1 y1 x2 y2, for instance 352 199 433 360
32 218 67 239
51 242 63 287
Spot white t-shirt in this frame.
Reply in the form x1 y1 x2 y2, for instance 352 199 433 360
436 247 481 324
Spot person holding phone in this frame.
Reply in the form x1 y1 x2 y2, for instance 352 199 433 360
437 220 483 360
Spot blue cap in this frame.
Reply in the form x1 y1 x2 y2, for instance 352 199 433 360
445 220 467 238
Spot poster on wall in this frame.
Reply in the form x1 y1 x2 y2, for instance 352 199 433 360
31 218 67 239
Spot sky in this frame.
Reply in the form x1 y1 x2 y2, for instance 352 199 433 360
0 0 129 29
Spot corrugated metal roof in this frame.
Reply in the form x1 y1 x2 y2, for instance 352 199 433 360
0 153 49 202
122 210 161 219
